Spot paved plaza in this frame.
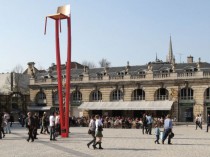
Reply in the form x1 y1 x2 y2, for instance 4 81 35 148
1 124 210 157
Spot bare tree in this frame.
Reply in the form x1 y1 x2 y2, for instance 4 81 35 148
82 60 96 69
99 58 111 67
5 64 30 94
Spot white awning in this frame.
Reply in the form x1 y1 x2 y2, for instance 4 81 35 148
27 106 51 111
78 101 173 110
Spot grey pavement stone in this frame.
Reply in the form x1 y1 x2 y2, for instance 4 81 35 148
0 124 210 157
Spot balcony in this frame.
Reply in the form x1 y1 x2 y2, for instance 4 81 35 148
155 95 169 101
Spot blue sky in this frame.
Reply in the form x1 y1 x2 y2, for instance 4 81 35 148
1 0 210 72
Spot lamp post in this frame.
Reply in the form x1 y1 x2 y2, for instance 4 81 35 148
44 4 71 137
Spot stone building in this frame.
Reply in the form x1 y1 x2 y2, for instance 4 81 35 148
0 64 32 120
28 39 210 122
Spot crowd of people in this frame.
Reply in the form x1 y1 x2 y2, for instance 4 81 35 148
1 111 210 148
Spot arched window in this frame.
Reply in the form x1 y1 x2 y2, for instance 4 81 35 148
71 91 82 102
111 89 123 101
132 89 145 101
155 88 169 100
90 90 102 102
205 88 210 100
180 88 193 100
11 92 22 110
53 91 59 105
36 91 47 105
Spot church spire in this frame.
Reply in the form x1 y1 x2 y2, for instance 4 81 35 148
167 35 174 63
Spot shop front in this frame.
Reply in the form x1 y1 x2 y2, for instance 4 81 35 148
179 103 194 122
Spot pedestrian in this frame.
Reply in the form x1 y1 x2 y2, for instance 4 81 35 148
33 113 39 139
93 115 103 149
25 112 35 142
146 113 153 135
49 112 56 141
198 114 202 129
195 114 200 130
55 112 61 136
142 113 148 134
9 114 14 127
87 115 96 149
154 124 160 144
0 112 4 139
40 112 49 134
206 114 210 132
162 114 173 145
3 112 11 134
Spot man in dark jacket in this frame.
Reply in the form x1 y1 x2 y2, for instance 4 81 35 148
33 113 39 139
142 113 148 134
25 112 35 142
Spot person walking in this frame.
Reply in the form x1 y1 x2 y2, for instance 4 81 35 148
33 113 39 139
4 112 11 134
0 112 3 139
40 112 49 134
154 124 160 144
206 114 210 132
55 112 61 136
87 115 96 149
195 114 200 130
142 113 148 134
93 115 103 149
162 114 173 145
146 113 153 135
49 112 56 141
198 114 203 129
25 112 35 142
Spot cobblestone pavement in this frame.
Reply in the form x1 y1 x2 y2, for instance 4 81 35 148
1 124 210 157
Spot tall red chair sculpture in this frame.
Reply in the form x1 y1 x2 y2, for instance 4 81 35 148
44 4 71 137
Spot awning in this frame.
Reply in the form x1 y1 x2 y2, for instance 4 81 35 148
27 106 51 111
78 100 173 110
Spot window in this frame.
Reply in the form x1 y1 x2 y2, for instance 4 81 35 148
71 91 82 102
156 88 169 100
36 92 47 105
180 88 193 100
91 90 102 101
111 89 123 101
132 89 145 100
205 88 210 100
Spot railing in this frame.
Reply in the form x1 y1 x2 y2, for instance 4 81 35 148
205 96 210 100
32 71 209 84
89 76 103 81
180 96 194 100
130 75 146 79
109 76 124 80
203 72 210 78
177 72 195 77
154 73 170 78
155 95 169 100
132 96 145 101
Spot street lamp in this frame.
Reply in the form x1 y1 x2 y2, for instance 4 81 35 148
44 4 71 137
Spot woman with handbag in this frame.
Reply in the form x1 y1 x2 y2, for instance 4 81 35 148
93 115 103 149
87 115 96 148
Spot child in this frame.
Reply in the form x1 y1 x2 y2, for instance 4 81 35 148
154 124 160 144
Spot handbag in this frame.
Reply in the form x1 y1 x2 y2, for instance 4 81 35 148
88 129 92 134
98 125 103 131
169 132 174 138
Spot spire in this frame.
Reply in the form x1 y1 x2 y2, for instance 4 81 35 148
156 53 158 62
167 35 174 63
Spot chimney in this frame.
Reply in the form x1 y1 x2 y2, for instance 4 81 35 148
187 55 193 63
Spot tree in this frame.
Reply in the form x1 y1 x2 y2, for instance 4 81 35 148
82 60 96 69
99 58 111 67
5 64 30 94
